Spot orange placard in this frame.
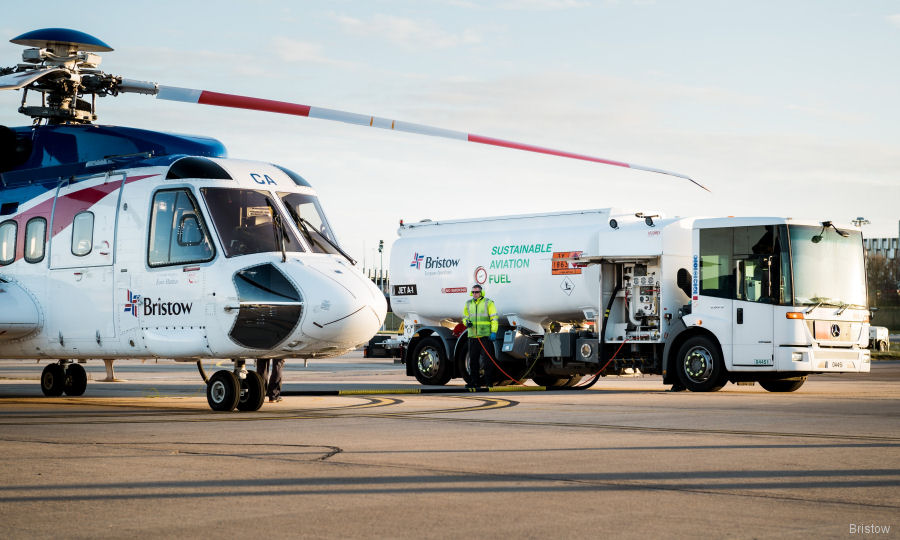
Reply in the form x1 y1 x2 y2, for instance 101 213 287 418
552 251 583 275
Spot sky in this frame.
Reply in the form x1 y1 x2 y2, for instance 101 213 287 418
2 1 899 272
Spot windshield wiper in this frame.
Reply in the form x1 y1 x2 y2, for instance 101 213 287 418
265 200 288 263
273 214 287 263
296 215 356 265
804 298 839 314
836 302 867 315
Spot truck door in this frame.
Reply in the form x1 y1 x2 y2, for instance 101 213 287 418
731 227 779 368
48 172 126 347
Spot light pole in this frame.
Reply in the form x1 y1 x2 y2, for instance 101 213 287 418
378 239 384 293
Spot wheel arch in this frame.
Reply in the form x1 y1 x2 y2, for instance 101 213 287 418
664 326 725 384
404 326 455 376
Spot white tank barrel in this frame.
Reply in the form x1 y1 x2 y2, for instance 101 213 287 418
389 208 670 331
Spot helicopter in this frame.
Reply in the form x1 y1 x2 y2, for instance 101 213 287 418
0 28 701 411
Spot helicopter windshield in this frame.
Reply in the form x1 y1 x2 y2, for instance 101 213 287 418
201 188 303 258
278 192 342 256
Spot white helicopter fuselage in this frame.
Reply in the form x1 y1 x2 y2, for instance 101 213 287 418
0 156 387 362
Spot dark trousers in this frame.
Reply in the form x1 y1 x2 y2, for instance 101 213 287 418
255 358 284 399
468 337 494 387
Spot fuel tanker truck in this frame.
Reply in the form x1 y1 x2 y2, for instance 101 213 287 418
373 208 871 392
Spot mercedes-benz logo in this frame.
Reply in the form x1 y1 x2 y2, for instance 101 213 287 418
830 323 841 338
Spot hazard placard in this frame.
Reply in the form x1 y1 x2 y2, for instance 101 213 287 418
552 251 583 275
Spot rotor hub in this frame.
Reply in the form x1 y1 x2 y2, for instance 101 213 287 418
3 28 117 124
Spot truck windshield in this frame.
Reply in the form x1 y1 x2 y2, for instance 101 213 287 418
789 225 867 307
201 188 303 258
278 192 342 256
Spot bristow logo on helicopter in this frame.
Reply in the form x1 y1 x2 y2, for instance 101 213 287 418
126 291 194 317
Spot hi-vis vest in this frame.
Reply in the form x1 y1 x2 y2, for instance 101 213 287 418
463 296 499 338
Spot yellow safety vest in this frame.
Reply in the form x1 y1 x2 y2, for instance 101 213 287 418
463 297 498 338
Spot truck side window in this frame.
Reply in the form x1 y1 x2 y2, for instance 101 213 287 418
699 228 733 299
148 189 215 267
0 219 15 265
71 211 94 256
24 217 46 264
734 226 783 304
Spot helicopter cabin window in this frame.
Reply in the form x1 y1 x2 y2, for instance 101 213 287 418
201 188 303 258
148 189 215 267
278 192 341 255
0 220 16 265
24 217 47 264
71 211 94 256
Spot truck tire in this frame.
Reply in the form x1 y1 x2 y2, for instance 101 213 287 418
877 340 888 352
759 377 806 392
675 335 726 392
530 374 570 387
412 337 452 386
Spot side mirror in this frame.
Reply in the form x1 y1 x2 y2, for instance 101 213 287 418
676 268 692 299
870 306 878 321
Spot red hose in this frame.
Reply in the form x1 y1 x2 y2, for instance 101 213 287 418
476 337 526 385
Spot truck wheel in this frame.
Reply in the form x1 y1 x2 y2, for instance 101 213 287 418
676 336 726 392
759 377 806 392
413 337 452 386
877 340 888 352
530 374 569 387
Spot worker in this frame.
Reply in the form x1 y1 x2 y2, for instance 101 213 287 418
255 358 285 402
462 284 499 388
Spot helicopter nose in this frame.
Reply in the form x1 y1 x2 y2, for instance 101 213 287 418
301 260 387 347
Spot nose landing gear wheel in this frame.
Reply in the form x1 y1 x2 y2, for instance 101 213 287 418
207 370 240 411
41 363 66 396
64 363 87 396
237 370 266 411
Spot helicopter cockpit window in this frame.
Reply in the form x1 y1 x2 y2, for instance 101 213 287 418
148 189 215 267
71 211 94 257
24 217 46 264
278 192 341 255
201 188 303 258
0 220 16 265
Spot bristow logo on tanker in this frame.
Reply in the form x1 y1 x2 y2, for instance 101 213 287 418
123 290 193 316
410 252 460 270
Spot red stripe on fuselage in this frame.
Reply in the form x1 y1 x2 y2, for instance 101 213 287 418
198 91 312 117
466 134 630 168
9 174 157 263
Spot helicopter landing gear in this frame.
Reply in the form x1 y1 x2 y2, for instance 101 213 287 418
64 363 87 396
40 360 88 397
40 363 66 396
205 360 266 412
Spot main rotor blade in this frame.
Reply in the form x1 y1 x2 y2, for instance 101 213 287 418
0 67 65 91
156 86 707 191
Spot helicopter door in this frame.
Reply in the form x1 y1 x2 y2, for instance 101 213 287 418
47 172 126 348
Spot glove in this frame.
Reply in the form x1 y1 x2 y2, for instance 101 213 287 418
465 321 472 328
490 332 496 341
